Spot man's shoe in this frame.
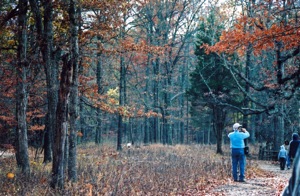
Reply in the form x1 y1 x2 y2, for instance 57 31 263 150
239 180 246 182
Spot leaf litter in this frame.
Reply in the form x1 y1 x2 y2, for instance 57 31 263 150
208 160 291 196
0 144 292 195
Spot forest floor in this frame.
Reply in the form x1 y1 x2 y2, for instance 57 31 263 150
209 160 291 196
0 145 293 195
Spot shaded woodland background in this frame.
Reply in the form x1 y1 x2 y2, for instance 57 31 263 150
0 0 300 190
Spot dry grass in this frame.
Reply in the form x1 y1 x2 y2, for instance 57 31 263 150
0 143 271 195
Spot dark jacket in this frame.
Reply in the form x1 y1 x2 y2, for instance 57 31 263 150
282 146 300 195
289 133 300 159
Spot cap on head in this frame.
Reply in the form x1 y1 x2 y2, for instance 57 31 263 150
233 123 242 130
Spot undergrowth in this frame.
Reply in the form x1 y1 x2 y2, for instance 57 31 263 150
0 144 271 195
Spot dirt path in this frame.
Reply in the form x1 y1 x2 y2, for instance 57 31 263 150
209 161 291 196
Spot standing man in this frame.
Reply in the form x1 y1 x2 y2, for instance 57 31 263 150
289 133 300 167
228 123 250 182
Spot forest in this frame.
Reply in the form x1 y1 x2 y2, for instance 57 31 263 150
0 0 299 194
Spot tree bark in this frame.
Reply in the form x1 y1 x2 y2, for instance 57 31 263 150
95 52 103 144
15 0 30 175
213 106 226 154
143 54 151 144
117 17 127 150
153 58 160 143
29 0 58 163
117 53 125 151
68 0 79 182
51 55 73 189
95 107 102 144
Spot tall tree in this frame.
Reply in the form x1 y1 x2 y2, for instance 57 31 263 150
15 0 30 174
117 15 126 150
116 1 136 150
188 11 238 153
29 0 60 163
51 54 73 189
68 0 80 182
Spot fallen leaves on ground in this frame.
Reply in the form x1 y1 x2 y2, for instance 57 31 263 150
0 144 291 195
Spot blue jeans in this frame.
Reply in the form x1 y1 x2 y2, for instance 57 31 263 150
231 148 246 181
286 156 290 168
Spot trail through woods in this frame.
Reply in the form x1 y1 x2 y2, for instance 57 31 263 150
208 160 291 196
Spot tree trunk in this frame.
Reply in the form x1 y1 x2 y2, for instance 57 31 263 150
117 54 125 151
95 53 103 144
68 0 79 182
43 54 60 163
79 98 85 143
95 107 102 144
249 104 256 143
29 0 58 163
51 55 73 189
163 76 172 145
64 133 69 174
153 58 160 143
143 55 150 145
94 19 105 143
144 116 150 145
15 0 30 175
43 18 58 164
186 95 189 144
213 106 226 154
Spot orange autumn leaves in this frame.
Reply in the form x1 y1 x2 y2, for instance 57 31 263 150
206 16 300 56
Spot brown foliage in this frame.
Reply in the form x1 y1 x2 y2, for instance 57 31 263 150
206 0 299 56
